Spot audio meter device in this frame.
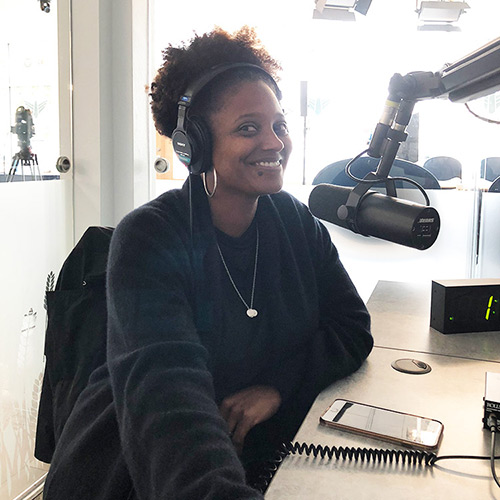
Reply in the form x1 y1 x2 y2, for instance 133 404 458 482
483 371 500 429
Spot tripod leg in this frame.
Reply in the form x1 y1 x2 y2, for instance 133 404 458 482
7 157 19 182
34 154 41 180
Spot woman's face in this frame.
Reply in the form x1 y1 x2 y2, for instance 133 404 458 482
208 79 292 200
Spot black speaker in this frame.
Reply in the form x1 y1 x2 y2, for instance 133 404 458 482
430 278 500 334
172 62 278 175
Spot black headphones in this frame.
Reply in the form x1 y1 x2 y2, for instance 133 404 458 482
171 62 279 176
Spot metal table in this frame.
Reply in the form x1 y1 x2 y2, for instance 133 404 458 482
265 280 500 499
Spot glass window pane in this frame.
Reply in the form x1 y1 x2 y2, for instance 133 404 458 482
1 0 60 181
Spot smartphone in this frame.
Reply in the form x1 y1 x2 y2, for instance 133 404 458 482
320 399 444 451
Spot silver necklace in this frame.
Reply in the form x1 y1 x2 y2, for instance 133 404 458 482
216 225 259 318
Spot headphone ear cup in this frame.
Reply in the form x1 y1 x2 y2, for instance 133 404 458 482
185 116 212 175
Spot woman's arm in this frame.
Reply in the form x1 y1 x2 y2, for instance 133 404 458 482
282 210 373 424
106 205 263 499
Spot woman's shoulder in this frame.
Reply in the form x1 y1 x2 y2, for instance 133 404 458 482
113 187 190 247
131 180 193 222
266 189 319 229
268 189 310 215
266 189 333 247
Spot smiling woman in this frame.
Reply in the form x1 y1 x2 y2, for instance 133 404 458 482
207 80 292 235
42 26 373 499
149 27 292 236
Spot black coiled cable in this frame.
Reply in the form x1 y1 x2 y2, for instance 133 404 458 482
251 441 437 494
285 441 436 465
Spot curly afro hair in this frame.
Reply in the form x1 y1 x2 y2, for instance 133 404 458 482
150 26 282 138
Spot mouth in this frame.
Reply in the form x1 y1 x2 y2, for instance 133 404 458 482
250 159 283 168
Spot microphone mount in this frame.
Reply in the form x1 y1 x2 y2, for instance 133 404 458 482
338 161 431 235
339 69 447 234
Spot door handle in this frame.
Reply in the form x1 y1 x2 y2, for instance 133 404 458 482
56 156 71 173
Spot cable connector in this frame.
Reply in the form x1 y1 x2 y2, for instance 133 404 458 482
483 372 500 430
487 413 500 432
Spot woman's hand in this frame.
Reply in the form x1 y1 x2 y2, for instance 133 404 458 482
219 385 282 454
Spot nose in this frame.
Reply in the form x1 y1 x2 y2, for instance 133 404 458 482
261 126 284 152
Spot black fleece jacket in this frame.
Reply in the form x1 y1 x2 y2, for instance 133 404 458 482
43 175 372 499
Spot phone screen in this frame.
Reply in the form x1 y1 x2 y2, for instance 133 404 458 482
320 399 443 450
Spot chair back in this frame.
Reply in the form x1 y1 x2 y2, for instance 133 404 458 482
422 156 462 181
313 156 441 190
489 175 500 192
481 157 500 181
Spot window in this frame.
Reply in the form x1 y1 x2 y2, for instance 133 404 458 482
0 0 61 181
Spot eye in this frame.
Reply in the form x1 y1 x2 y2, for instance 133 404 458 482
237 123 258 135
274 121 289 137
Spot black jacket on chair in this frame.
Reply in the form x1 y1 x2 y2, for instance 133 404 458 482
35 226 114 463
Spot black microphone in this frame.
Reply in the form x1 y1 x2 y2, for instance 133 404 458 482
309 184 440 250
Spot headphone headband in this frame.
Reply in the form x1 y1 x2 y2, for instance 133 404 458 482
178 62 275 109
172 63 279 174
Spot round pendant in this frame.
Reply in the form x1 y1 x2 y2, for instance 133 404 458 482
246 308 258 318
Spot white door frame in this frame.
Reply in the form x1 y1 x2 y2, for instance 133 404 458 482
70 0 152 240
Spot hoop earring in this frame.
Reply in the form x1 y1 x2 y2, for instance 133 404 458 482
202 169 217 198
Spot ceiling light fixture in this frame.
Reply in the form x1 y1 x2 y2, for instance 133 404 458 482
416 1 469 25
313 0 372 21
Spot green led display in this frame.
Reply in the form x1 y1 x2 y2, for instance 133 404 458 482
485 295 493 320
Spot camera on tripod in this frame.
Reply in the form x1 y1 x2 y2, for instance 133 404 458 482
8 106 40 181
11 106 35 157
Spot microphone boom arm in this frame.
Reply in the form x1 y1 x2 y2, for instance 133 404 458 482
320 37 500 248
368 36 500 175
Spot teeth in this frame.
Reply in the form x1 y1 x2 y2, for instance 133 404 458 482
254 160 281 167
